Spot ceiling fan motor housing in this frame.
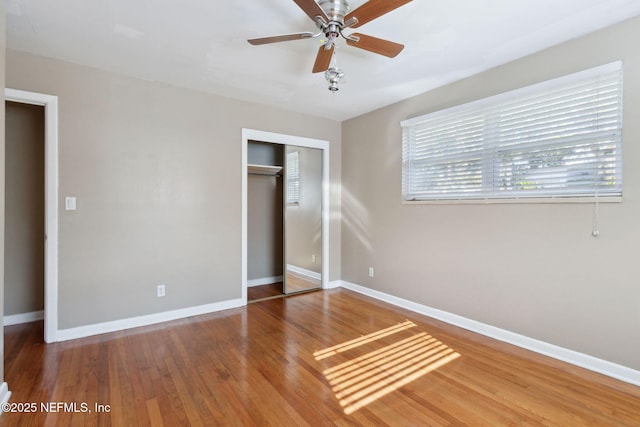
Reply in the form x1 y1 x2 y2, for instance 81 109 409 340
318 0 352 48
318 0 351 22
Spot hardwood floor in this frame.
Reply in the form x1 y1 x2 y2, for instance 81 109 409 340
2 289 639 426
247 282 283 301
284 271 320 293
248 279 321 302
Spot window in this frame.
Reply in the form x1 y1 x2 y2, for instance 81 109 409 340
401 62 623 202
287 150 300 205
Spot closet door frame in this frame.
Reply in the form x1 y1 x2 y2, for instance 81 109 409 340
241 129 329 305
5 88 59 343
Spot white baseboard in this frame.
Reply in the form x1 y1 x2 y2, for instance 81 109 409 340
56 298 244 342
340 280 640 387
324 280 342 289
0 383 11 411
4 310 45 326
287 264 321 285
247 275 283 287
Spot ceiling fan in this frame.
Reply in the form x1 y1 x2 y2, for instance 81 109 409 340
248 0 412 79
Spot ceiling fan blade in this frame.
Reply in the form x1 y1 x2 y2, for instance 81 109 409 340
346 33 404 57
248 32 315 45
293 0 329 23
345 0 412 28
312 44 334 73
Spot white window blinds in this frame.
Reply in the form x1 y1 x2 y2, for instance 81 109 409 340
287 150 300 205
401 62 623 202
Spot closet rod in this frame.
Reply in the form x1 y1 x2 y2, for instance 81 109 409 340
248 172 281 177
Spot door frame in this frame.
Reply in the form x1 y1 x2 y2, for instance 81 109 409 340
5 88 59 343
241 129 329 304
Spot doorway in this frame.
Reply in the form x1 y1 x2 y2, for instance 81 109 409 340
4 101 45 326
242 129 329 305
246 141 285 301
4 89 59 343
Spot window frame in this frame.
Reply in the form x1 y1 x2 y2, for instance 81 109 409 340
401 61 623 205
286 150 300 206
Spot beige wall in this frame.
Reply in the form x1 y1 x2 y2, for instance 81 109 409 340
4 102 45 316
247 173 283 281
342 16 640 371
6 49 341 330
1 0 6 382
247 141 284 281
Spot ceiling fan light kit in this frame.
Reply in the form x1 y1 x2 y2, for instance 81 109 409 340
248 0 412 92
325 67 345 91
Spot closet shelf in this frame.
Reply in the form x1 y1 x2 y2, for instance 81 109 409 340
248 164 282 176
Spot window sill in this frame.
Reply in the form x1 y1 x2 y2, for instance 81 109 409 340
402 196 623 205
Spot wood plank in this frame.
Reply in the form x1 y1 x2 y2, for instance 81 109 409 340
2 289 639 426
247 282 283 301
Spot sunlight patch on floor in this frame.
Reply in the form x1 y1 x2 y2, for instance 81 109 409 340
315 321 461 414
313 320 418 360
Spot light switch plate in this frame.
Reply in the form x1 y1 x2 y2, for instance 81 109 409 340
65 197 77 211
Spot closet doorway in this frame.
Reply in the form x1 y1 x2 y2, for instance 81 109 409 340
246 141 285 301
4 89 59 344
4 101 45 325
241 129 329 304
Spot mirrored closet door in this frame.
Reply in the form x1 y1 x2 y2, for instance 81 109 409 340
246 140 323 301
283 145 322 294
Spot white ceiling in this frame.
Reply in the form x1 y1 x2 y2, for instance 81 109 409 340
5 0 640 121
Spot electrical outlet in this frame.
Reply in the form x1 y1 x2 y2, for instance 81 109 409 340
368 267 374 278
157 284 166 298
312 254 316 263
